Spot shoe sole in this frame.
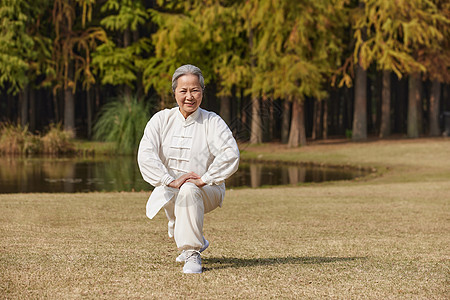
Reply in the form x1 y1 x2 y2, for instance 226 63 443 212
183 269 202 274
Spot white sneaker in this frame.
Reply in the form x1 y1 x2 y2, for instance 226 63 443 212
183 250 202 274
168 220 174 238
176 239 209 263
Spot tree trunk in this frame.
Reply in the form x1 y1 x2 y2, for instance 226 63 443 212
29 88 36 132
264 98 273 142
380 70 391 138
267 99 275 142
323 98 328 139
312 99 322 140
429 80 441 136
53 92 60 123
247 19 262 144
298 100 307 146
288 99 307 147
281 100 290 143
344 87 353 132
352 64 367 140
241 92 249 141
417 78 424 135
407 72 420 138
220 95 231 125
64 87 75 136
64 62 75 136
367 73 373 134
250 164 262 188
87 89 93 139
260 98 269 142
250 96 262 144
7 94 15 121
19 85 29 128
394 76 408 134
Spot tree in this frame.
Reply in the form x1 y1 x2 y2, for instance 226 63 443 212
141 1 211 109
249 0 347 146
50 0 107 135
350 0 449 138
142 0 249 121
193 1 249 125
352 63 367 140
246 6 262 144
404 0 449 138
92 0 150 100
417 1 450 136
349 1 369 141
379 70 391 137
0 0 53 127
0 0 33 95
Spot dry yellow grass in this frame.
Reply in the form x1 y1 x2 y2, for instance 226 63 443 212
1 138 449 299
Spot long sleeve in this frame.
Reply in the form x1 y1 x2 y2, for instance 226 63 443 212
137 111 175 187
200 115 240 185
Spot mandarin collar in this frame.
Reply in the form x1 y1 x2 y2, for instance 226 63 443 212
176 107 201 126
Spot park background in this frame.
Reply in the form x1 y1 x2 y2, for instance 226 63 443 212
1 0 449 299
0 0 449 151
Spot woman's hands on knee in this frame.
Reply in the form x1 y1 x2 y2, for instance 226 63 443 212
168 172 202 189
186 177 206 188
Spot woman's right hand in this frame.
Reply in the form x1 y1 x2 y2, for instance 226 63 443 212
167 172 200 189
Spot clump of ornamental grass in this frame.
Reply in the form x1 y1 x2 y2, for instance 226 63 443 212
0 123 41 155
93 96 151 154
41 123 75 155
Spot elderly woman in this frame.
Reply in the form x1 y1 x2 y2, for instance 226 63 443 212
137 64 240 274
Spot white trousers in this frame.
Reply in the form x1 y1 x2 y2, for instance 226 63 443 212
163 182 225 251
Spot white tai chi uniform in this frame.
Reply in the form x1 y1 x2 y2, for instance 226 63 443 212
137 107 239 250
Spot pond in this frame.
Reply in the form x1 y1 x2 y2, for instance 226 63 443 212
0 156 370 193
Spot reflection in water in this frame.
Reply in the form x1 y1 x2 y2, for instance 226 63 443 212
250 164 262 188
0 156 370 193
227 162 368 189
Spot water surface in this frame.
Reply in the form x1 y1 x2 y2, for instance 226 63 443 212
0 156 369 193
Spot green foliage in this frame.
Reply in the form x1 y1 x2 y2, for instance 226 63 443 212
92 38 151 87
92 0 151 89
41 123 76 155
93 96 151 154
100 0 149 31
0 123 41 155
0 0 52 94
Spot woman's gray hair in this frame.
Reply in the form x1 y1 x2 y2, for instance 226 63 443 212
172 64 205 93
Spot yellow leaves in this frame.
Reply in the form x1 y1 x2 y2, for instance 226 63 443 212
347 0 449 81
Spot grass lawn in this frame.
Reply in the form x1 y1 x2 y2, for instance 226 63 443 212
1 138 449 299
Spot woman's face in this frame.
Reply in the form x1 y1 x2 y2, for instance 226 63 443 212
174 74 203 118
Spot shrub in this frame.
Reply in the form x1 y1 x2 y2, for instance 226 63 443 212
41 123 75 155
0 123 41 155
93 96 151 154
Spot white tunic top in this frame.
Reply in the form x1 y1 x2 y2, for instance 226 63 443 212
137 107 240 218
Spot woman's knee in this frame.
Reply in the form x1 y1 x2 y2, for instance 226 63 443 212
177 182 202 200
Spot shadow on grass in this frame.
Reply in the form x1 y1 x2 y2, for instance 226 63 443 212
203 256 366 271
